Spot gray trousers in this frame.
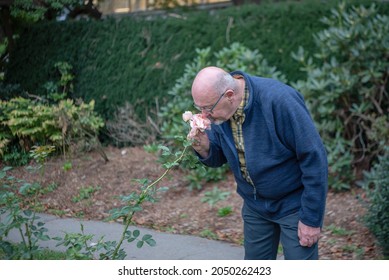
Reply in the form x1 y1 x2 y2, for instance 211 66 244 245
242 202 318 260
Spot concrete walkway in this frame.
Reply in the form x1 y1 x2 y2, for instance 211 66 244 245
3 212 246 260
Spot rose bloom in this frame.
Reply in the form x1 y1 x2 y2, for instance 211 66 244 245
182 111 211 138
190 114 211 132
182 111 193 122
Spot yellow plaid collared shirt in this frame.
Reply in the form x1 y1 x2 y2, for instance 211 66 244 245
230 76 254 185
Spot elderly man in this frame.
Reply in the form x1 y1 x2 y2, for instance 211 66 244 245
188 66 328 260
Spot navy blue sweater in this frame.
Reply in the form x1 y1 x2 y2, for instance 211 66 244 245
199 71 328 227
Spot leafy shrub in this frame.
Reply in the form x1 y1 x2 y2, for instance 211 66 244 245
0 97 104 159
1 145 30 166
359 147 389 258
292 3 389 190
0 62 106 161
159 42 287 189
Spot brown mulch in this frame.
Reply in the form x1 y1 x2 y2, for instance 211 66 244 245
5 146 384 260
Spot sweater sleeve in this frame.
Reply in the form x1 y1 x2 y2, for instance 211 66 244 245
274 88 328 227
197 128 228 168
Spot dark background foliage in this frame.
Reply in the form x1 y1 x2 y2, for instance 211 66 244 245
5 0 387 119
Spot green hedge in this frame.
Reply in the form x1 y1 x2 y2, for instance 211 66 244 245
5 0 388 119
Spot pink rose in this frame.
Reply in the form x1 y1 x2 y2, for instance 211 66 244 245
182 111 193 122
183 111 211 138
190 114 211 132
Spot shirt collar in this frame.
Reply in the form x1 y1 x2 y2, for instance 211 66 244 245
232 80 248 120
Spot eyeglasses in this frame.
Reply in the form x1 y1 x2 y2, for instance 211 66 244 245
194 90 227 113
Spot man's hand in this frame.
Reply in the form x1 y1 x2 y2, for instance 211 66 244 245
189 130 210 158
298 220 321 247
183 111 211 158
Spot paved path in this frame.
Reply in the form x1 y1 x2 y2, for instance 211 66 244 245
3 212 246 260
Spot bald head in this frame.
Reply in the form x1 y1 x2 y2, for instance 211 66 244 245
191 67 244 123
192 66 235 102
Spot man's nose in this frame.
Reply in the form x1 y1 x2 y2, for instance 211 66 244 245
201 111 211 117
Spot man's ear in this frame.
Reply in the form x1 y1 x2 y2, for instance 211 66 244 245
226 89 235 103
226 89 234 99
